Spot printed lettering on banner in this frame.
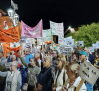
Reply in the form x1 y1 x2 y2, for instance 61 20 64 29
21 20 42 38
79 60 99 85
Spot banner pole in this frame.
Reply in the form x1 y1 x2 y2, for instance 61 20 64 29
42 19 44 57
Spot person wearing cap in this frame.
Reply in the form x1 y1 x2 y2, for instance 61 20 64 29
79 51 93 91
84 48 94 65
0 61 22 91
79 51 88 63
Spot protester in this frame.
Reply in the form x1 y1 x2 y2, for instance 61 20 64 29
84 48 94 65
18 50 40 91
72 52 80 64
6 52 12 62
52 54 68 91
0 64 7 91
0 61 22 91
79 51 93 91
0 51 7 66
35 56 52 91
62 62 87 91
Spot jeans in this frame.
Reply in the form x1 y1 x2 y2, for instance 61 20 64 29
86 83 93 91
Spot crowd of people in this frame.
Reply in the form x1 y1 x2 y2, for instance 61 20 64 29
0 45 98 91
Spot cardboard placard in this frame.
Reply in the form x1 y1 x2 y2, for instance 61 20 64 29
78 41 84 47
79 60 99 85
62 47 72 56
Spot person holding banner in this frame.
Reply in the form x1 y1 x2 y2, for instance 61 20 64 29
62 62 87 91
52 54 68 91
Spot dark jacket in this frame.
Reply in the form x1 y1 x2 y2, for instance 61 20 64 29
37 67 52 91
0 65 7 85
7 56 13 62
88 54 94 65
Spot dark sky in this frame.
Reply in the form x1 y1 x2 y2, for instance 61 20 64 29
1 0 99 32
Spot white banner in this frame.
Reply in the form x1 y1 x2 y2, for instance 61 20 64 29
96 41 99 49
19 36 27 43
79 60 99 85
62 47 72 56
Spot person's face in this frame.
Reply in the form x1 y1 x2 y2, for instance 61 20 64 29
17 50 21 56
44 58 50 68
57 58 63 68
26 50 30 55
52 51 57 57
30 59 35 66
34 54 37 58
79 54 86 63
84 48 88 54
0 53 3 58
66 69 76 83
95 53 99 58
6 53 10 58
72 54 77 61
12 57 16 61
11 51 15 55
10 64 16 71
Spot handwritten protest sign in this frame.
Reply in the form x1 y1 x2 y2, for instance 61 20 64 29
79 60 99 85
62 47 72 56
19 36 27 43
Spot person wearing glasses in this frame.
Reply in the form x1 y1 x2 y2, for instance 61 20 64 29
35 56 52 91
0 61 22 91
52 54 68 91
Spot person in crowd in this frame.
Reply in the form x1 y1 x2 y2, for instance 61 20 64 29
52 50 58 70
35 56 52 91
25 49 34 64
6 52 13 62
72 52 80 64
0 61 22 91
19 56 40 91
34 53 41 70
0 51 7 66
84 48 94 65
79 51 93 91
0 64 7 91
62 62 87 91
52 54 68 91
17 50 26 88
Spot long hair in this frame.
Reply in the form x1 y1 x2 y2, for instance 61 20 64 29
30 58 40 67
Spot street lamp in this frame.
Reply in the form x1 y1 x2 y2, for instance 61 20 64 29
8 8 19 27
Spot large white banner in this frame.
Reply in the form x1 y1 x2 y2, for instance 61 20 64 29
50 21 64 45
43 29 52 41
79 60 99 85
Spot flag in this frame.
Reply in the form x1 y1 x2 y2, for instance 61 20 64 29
21 19 42 38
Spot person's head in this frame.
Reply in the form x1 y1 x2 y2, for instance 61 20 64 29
11 51 15 55
66 62 80 83
34 53 40 59
44 56 52 68
57 54 66 70
25 49 30 55
84 48 89 54
79 51 87 63
10 61 18 71
52 50 58 58
72 53 79 62
0 51 4 58
29 58 39 67
6 52 10 58
95 51 99 58
11 55 16 61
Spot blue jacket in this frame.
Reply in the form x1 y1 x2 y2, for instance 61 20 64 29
7 56 13 62
88 54 94 65
37 67 52 91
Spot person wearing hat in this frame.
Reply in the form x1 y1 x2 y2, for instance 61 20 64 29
79 51 93 91
79 51 88 63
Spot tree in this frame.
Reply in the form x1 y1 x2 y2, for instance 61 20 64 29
65 23 99 47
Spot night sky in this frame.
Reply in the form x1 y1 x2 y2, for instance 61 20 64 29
0 0 99 32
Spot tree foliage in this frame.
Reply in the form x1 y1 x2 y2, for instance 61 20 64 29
65 23 99 47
